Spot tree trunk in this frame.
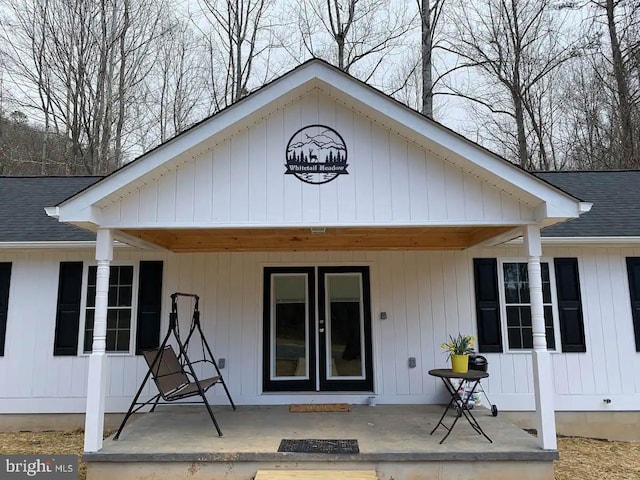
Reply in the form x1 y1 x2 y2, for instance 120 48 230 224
513 90 529 168
92 0 109 174
420 0 433 118
510 0 528 168
606 0 635 168
115 0 130 167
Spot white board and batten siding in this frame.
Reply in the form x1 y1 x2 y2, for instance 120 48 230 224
99 90 533 228
1 245 640 413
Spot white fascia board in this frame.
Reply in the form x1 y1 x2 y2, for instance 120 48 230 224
45 204 104 225
314 71 583 217
44 206 59 218
534 201 593 222
0 241 130 249
99 219 535 229
579 202 593 214
507 236 640 246
54 65 322 221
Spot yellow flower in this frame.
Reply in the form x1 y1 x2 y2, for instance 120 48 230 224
442 333 476 356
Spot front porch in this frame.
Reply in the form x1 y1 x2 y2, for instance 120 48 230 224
85 404 557 480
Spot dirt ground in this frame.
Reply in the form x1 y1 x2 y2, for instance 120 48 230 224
0 430 88 479
554 436 640 480
0 431 639 480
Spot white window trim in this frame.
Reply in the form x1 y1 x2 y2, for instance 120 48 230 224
77 262 139 356
270 272 310 381
324 272 367 381
497 257 562 353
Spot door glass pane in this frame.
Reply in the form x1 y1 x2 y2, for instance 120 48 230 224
326 274 364 378
272 275 308 378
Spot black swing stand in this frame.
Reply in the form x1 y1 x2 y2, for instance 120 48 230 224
114 292 236 440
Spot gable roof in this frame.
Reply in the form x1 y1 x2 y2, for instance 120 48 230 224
535 171 640 238
0 176 101 243
48 59 585 226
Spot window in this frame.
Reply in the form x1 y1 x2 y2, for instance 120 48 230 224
83 265 135 353
500 261 557 350
54 260 162 357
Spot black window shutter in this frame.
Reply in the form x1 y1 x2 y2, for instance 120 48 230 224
626 257 640 352
136 261 163 354
473 258 503 353
0 263 12 356
554 258 586 353
53 262 84 356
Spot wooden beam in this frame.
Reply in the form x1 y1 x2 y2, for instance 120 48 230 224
121 226 517 252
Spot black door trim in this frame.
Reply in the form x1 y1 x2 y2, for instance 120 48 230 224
262 267 316 392
318 266 374 392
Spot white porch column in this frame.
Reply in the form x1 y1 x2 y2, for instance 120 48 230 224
84 228 113 452
523 224 557 450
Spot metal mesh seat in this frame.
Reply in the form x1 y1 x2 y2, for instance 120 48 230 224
143 346 221 401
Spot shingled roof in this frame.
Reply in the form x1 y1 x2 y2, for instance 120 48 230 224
0 176 101 242
535 171 640 237
1 172 638 242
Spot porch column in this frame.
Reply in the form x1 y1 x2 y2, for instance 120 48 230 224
523 224 557 450
84 228 113 452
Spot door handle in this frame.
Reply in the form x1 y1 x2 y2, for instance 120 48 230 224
319 328 325 333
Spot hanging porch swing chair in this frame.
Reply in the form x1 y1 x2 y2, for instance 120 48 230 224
114 292 236 440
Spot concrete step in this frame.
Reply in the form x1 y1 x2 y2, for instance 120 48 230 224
254 470 378 480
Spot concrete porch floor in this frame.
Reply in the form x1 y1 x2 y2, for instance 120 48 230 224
85 405 557 480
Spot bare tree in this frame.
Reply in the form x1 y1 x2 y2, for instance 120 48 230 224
390 0 446 117
418 0 446 117
0 109 69 175
602 0 636 166
1 0 168 174
576 0 640 168
292 0 415 82
145 17 208 144
562 57 614 169
444 0 580 169
198 0 275 110
554 1 640 170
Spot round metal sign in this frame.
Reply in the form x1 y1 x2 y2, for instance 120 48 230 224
285 125 349 184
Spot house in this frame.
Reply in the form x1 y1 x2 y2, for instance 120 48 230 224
1 60 639 471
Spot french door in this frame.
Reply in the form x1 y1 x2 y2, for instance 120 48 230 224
262 266 373 392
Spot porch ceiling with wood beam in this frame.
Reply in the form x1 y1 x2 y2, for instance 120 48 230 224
121 226 517 252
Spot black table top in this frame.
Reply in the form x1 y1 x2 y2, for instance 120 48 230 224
428 368 489 380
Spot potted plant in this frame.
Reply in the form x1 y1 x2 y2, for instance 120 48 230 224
441 334 475 373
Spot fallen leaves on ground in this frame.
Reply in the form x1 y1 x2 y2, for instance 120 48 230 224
555 437 640 480
1 431 639 480
0 430 89 480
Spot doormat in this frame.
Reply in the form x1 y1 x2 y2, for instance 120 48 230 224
278 439 359 454
289 403 351 413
